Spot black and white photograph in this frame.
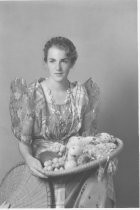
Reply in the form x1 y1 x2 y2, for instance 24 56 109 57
0 0 138 208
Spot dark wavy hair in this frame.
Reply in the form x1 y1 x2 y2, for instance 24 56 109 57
43 36 78 66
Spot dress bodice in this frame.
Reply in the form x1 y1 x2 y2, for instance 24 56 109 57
9 77 100 156
33 80 83 140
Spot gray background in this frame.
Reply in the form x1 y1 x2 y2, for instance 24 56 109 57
0 0 138 207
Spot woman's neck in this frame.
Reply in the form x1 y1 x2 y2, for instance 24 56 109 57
46 77 70 92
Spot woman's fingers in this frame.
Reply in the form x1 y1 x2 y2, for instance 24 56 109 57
30 168 48 178
34 163 46 174
26 157 48 178
31 171 48 178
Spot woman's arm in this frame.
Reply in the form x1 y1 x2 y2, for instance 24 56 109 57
79 78 100 136
10 78 47 178
18 141 47 178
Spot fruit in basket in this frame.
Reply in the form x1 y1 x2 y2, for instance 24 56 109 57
59 167 64 171
67 136 80 147
38 150 59 165
64 160 77 169
44 159 52 167
42 134 118 173
83 144 97 156
83 140 117 160
107 142 117 149
67 136 94 148
52 157 59 164
77 154 91 165
54 168 59 171
95 133 115 143
58 157 65 166
49 142 66 155
44 165 53 171
81 136 96 145
66 136 96 158
95 143 117 158
68 145 83 157
43 155 66 172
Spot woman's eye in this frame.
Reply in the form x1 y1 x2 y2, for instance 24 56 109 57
49 60 55 63
62 60 69 63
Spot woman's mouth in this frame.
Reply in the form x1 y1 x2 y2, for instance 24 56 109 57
55 73 63 76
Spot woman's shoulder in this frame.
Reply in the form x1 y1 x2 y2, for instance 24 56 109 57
28 77 45 89
82 78 100 96
10 77 45 101
73 78 100 96
76 78 100 111
74 78 100 105
28 78 47 103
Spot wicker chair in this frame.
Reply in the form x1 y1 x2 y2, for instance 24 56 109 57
0 162 25 205
0 162 51 208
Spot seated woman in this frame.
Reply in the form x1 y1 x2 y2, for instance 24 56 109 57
0 36 116 208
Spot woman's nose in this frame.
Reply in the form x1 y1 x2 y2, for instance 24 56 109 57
56 62 61 71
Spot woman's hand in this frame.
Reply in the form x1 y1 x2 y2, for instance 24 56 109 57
26 156 48 178
18 142 47 178
0 201 11 208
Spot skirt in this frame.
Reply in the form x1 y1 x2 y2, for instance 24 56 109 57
0 162 116 208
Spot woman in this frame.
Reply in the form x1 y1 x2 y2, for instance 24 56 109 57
0 37 116 208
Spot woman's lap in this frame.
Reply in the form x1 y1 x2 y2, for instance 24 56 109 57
65 169 115 208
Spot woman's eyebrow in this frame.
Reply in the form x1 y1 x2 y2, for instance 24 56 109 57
48 57 69 61
48 58 56 60
61 58 69 61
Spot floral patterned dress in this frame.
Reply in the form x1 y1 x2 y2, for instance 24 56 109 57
8 77 115 208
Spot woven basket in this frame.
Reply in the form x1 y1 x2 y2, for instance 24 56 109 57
0 139 123 207
39 138 124 177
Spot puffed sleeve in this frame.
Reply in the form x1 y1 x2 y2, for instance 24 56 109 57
9 78 36 144
79 78 100 136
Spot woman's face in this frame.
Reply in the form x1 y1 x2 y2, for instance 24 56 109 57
46 46 72 82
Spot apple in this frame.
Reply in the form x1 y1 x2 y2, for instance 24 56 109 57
68 145 83 157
